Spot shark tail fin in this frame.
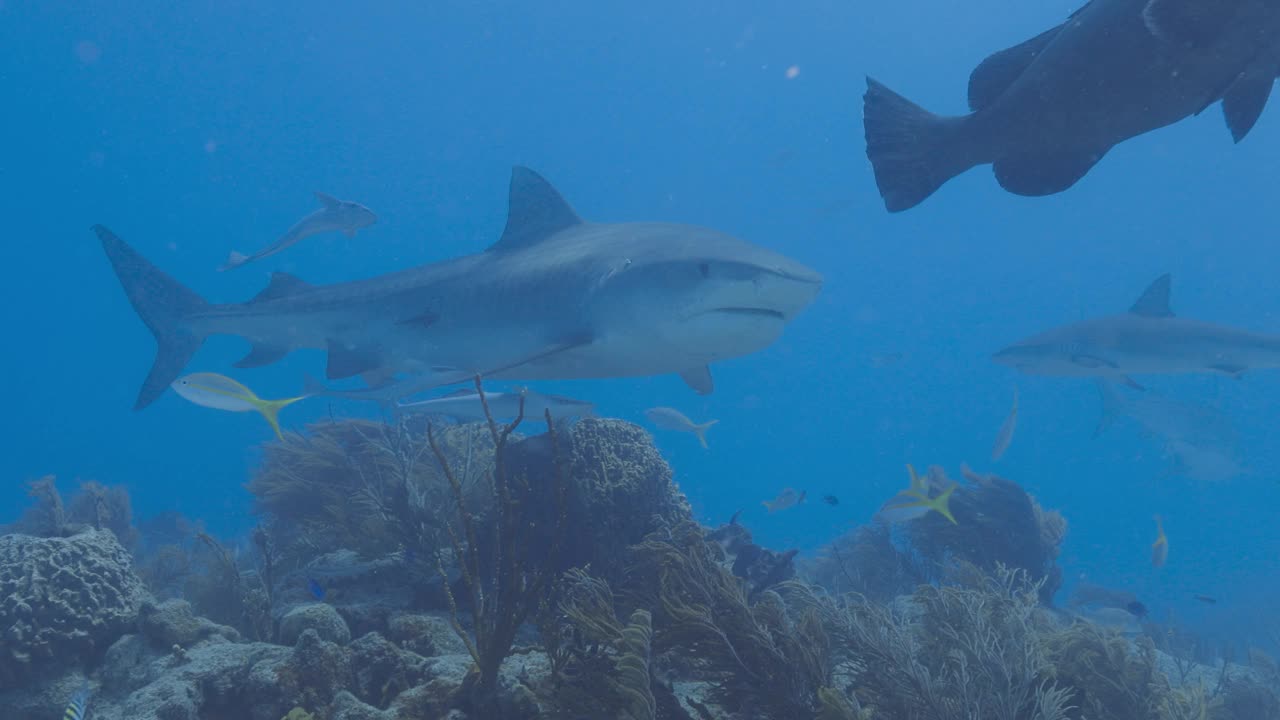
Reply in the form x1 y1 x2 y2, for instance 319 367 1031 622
218 251 250 272
863 77 974 212
95 225 211 410
692 419 719 449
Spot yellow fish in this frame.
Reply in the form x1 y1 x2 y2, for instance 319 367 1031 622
878 465 958 524
1151 515 1168 568
171 372 308 439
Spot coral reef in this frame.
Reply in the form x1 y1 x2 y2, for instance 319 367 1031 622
806 465 1067 603
0 529 149 689
427 388 569 712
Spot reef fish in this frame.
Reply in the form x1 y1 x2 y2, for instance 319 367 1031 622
877 465 957 524
644 407 719 448
63 684 91 720
307 577 326 601
398 387 595 422
762 487 805 513
863 0 1280 211
99 167 822 411
1152 515 1169 567
994 275 1280 382
220 192 377 271
991 388 1018 461
170 372 308 439
822 494 839 506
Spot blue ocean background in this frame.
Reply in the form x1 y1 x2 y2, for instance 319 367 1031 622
4 0 1278 653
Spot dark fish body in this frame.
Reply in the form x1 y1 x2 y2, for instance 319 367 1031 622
865 0 1280 210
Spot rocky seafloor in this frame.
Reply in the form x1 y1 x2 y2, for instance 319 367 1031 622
3 417 1279 720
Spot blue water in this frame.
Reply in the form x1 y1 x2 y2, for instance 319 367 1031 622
4 1 1278 650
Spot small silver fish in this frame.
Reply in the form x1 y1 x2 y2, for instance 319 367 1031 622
644 407 719 448
991 388 1018 461
762 487 805 513
221 191 377 271
398 387 594 422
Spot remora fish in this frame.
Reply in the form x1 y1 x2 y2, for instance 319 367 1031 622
993 275 1280 381
397 387 595 421
220 192 377 271
991 388 1018 461
98 167 822 410
863 0 1280 211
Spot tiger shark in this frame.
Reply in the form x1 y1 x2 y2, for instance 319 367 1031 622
993 274 1280 381
98 167 822 409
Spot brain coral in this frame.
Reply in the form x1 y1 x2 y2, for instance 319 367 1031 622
0 529 149 688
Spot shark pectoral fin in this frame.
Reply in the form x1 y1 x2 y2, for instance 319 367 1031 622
325 340 382 380
993 147 1109 197
679 366 714 395
1129 274 1174 317
1207 364 1247 378
1221 68 1275 143
967 23 1064 112
360 367 399 389
315 191 341 208
233 343 291 369
1142 0 1242 47
251 272 313 303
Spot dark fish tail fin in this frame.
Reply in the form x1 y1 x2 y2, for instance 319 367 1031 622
863 77 975 212
95 225 211 410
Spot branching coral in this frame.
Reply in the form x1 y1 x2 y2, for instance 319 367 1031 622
67 480 139 548
627 519 834 716
429 378 569 713
829 565 1073 720
247 417 496 568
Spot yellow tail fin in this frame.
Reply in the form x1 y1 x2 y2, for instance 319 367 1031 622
693 419 719 449
928 484 958 524
252 395 309 440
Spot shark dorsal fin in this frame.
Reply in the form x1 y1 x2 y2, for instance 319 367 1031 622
315 191 341 209
487 166 583 252
251 272 313 303
1129 274 1174 318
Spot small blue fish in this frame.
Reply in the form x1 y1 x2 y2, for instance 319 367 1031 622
404 547 416 565
307 577 326 601
64 684 91 720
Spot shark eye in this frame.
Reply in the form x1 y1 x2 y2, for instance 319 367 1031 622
698 262 710 279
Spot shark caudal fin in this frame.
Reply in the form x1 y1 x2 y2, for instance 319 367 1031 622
95 225 211 410
863 77 973 212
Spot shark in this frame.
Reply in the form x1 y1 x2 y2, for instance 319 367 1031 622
993 274 1280 381
99 167 822 410
219 191 377 271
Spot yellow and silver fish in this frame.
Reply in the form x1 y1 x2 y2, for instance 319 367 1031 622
171 372 308 439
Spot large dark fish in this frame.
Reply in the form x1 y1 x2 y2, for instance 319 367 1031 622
864 0 1280 211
